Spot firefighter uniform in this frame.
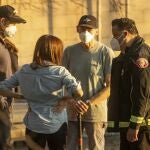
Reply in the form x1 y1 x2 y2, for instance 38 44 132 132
108 36 150 150
108 53 124 132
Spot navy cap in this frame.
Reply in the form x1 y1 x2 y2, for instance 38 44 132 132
0 5 26 23
78 15 98 28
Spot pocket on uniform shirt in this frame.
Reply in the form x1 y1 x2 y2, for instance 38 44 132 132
90 61 102 76
90 61 105 89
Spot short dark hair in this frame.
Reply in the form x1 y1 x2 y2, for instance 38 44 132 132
33 35 63 66
112 18 139 35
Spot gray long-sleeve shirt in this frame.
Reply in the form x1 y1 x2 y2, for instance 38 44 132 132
0 64 80 134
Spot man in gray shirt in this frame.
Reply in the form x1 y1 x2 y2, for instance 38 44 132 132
62 15 114 150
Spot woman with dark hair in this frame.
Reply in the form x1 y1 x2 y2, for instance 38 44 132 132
0 34 86 150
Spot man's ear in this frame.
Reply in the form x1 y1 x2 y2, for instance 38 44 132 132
123 31 128 38
0 18 8 28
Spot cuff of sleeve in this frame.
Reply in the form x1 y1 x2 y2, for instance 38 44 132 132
129 115 144 129
129 122 141 130
71 82 82 94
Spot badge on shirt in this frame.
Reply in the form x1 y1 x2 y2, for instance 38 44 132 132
135 58 149 68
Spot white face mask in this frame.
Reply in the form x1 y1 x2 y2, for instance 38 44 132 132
4 25 17 37
110 38 120 51
79 31 94 43
110 32 127 51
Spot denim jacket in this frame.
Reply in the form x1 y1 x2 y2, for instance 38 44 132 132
0 64 80 133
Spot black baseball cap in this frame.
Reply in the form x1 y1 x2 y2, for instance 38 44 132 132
0 5 26 23
78 15 98 29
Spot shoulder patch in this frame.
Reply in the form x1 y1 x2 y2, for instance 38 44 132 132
135 58 149 68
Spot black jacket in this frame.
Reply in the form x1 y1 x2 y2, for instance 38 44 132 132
108 36 150 130
0 37 18 104
4 38 18 74
0 38 18 81
108 53 124 131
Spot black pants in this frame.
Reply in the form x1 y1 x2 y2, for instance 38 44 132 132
120 127 150 150
25 123 67 150
0 108 12 150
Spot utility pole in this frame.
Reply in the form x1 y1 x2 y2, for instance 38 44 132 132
97 0 101 41
47 0 53 34
125 0 128 17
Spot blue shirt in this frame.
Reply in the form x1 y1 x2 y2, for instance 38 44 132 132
0 64 80 133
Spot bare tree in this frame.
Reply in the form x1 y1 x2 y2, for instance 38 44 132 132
109 0 124 16
86 0 93 15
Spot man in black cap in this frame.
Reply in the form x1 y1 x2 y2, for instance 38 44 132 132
62 15 114 150
0 5 26 150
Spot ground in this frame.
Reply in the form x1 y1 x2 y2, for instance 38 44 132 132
13 132 120 150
